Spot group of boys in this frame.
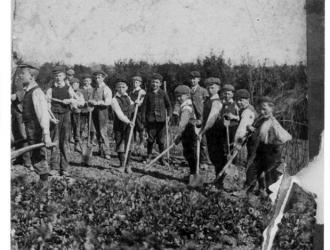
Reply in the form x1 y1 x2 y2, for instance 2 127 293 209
12 64 292 196
173 73 292 195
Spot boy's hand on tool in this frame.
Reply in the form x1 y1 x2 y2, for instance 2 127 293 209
233 143 242 151
247 125 255 132
50 117 59 124
88 100 97 106
43 134 52 147
62 99 72 105
129 121 135 127
174 135 181 145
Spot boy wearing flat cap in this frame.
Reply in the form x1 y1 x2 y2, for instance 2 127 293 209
111 79 137 172
220 84 240 157
65 68 75 86
80 74 95 140
142 73 172 166
88 70 112 159
243 96 292 196
173 85 198 181
46 65 80 176
69 78 85 152
198 77 226 186
17 63 52 182
130 75 146 153
12 65 32 169
233 89 257 159
189 71 211 170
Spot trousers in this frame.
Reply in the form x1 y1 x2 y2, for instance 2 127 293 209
50 111 71 172
92 108 110 156
25 121 49 175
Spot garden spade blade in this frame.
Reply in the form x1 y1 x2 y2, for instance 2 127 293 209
189 137 203 187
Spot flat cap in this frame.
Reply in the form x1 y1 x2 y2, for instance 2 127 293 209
258 96 275 105
132 76 142 82
174 85 191 96
222 84 235 92
235 89 250 99
93 70 107 78
189 71 201 78
17 62 39 71
81 74 92 80
52 65 66 74
115 77 127 85
70 77 80 84
204 77 221 87
66 69 75 75
151 73 163 82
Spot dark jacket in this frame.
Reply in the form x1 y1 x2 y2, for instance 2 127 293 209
191 85 208 119
142 89 172 123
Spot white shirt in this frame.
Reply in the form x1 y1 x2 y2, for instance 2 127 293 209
259 116 292 144
110 92 132 124
234 107 255 143
25 82 50 135
92 82 112 106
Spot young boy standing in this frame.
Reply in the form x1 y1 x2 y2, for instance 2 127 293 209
69 78 85 152
46 65 79 176
198 77 225 185
188 71 211 170
111 78 136 172
130 76 146 152
88 70 112 159
173 85 198 182
18 62 52 182
80 74 95 141
244 96 292 196
142 73 172 166
233 89 257 159
220 84 240 158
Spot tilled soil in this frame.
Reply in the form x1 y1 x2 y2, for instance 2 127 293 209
11 142 316 249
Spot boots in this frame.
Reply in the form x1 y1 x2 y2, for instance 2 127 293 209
146 142 153 164
125 151 132 174
118 152 125 172
158 144 168 166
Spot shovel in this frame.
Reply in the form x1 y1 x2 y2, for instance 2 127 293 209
189 137 203 187
145 143 176 169
122 92 145 173
12 142 57 161
224 119 231 160
82 109 93 165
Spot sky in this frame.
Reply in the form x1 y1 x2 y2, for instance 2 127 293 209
12 0 306 66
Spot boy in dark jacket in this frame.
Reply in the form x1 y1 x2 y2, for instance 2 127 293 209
220 84 240 158
173 85 198 182
130 76 146 153
244 97 292 196
112 79 136 172
142 73 172 166
198 77 225 186
188 71 211 169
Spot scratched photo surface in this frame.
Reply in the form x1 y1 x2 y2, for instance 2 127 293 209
11 0 323 249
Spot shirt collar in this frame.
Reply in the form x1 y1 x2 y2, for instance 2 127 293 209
24 81 38 91
133 86 141 92
180 99 192 108
223 98 234 104
115 92 128 97
191 85 199 92
54 81 66 88
210 93 220 100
